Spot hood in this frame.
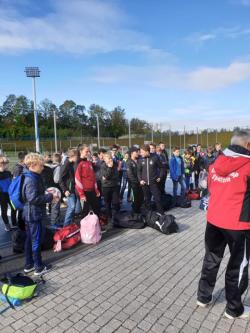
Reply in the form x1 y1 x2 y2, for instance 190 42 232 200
212 145 250 177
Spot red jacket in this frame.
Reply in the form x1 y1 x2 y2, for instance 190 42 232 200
207 146 250 230
75 160 99 200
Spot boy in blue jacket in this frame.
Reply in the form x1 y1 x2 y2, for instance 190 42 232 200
169 147 186 204
22 153 59 276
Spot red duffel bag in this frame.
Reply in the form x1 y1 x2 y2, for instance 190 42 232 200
54 223 81 252
187 190 200 201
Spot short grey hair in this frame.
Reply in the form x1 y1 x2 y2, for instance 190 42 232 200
231 130 250 147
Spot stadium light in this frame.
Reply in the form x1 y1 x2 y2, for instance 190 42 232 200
25 67 40 153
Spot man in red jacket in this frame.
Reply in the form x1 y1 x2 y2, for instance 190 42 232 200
197 130 250 319
75 145 100 216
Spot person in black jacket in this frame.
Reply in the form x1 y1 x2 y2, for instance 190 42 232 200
59 148 81 226
0 156 16 231
126 147 143 213
101 152 120 222
137 144 164 214
158 142 169 194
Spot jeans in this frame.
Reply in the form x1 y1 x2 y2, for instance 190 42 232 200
172 176 186 198
185 175 191 191
25 220 43 270
63 193 81 226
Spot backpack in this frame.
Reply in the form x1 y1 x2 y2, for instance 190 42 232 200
176 196 192 208
1 274 37 309
53 224 81 252
145 211 178 234
8 173 36 210
53 164 61 184
8 175 25 210
199 170 208 190
161 193 174 211
113 212 146 229
80 212 102 244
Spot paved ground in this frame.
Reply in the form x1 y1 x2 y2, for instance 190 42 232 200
1 201 250 333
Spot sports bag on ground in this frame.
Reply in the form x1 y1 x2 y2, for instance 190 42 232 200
187 190 200 201
80 211 102 244
1 274 37 309
113 212 146 229
12 228 26 254
53 223 81 252
145 210 178 234
175 196 192 208
161 193 174 211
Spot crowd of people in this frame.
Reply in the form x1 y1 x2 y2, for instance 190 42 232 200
0 141 222 270
0 130 249 320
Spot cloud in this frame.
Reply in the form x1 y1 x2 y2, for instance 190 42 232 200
91 61 250 91
0 0 171 58
186 26 250 46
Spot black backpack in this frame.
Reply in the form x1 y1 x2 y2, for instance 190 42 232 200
175 196 191 208
161 193 174 211
114 212 146 229
145 211 178 235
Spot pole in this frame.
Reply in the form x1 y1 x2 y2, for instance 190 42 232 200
206 129 209 147
96 115 100 148
128 120 131 147
151 124 154 142
32 77 40 153
53 109 58 153
196 127 199 145
215 130 218 143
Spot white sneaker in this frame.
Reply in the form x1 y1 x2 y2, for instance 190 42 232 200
224 306 250 319
197 297 213 308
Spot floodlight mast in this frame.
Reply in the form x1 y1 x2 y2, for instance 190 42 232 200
25 67 40 153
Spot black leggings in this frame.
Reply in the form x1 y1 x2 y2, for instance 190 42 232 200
0 193 16 227
102 187 120 217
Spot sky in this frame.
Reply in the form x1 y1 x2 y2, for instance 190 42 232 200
0 0 250 131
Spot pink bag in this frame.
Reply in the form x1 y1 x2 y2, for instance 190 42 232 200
80 211 102 244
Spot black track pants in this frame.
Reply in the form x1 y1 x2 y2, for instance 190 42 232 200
197 222 250 317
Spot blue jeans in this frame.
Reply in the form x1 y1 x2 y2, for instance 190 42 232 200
185 175 191 191
63 193 81 226
25 220 43 270
172 176 186 198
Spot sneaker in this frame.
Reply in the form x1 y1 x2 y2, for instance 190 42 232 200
197 297 213 308
4 224 11 232
224 306 250 320
34 264 52 276
24 265 35 273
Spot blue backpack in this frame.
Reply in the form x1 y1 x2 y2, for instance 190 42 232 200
8 175 25 210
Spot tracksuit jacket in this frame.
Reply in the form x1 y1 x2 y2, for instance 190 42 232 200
75 159 99 200
169 156 185 181
137 154 164 184
207 145 250 230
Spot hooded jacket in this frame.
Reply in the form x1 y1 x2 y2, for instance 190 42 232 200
75 159 99 200
0 170 12 193
22 169 53 222
207 145 250 230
